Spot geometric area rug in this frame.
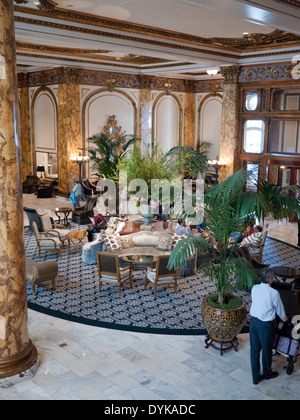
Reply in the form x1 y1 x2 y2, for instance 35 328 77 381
25 227 300 336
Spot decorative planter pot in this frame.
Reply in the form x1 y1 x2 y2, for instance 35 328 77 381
201 294 247 355
141 205 153 226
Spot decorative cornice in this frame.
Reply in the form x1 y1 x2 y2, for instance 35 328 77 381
15 41 170 66
14 15 238 61
14 0 58 11
273 0 300 7
14 5 300 53
239 63 296 82
17 67 223 93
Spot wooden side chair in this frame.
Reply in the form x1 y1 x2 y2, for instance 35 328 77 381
32 221 61 257
248 221 269 263
145 255 179 296
96 252 132 295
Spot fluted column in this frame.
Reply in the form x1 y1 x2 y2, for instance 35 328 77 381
0 0 37 378
219 65 240 182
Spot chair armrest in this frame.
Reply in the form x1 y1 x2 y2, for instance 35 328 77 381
38 237 59 247
120 266 131 272
52 223 66 229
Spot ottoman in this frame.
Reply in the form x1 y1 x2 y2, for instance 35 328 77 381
25 258 58 296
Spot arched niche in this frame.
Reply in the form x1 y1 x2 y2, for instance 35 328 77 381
152 93 182 154
198 93 223 160
82 88 137 177
31 87 58 174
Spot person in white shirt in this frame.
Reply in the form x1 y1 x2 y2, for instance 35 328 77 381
249 268 287 385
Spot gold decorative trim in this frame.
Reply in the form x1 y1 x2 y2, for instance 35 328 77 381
16 41 168 66
14 5 300 53
14 15 239 60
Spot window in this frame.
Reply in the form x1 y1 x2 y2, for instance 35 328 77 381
245 92 259 111
246 163 259 191
270 120 300 154
243 120 265 153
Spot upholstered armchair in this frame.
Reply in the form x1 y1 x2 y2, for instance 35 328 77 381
24 207 44 232
72 196 99 225
40 214 70 248
145 255 179 296
32 221 61 257
96 252 132 295
36 180 57 198
25 257 58 296
82 179 97 197
22 175 39 194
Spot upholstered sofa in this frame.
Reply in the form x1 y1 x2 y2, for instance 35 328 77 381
82 230 195 277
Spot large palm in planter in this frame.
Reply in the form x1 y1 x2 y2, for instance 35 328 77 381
83 132 139 180
167 167 300 351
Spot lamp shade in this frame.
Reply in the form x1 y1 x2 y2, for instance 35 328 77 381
37 166 45 172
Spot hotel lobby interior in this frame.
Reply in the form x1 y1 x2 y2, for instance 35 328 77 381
1 0 300 401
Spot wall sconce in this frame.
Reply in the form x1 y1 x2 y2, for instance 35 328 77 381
207 156 227 184
206 69 219 77
69 152 89 184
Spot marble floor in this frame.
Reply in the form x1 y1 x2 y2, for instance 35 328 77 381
1 194 299 400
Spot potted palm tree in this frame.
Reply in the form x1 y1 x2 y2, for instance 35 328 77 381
167 166 300 353
82 132 139 180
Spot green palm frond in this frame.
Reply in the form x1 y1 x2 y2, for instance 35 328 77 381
81 132 139 179
164 145 208 178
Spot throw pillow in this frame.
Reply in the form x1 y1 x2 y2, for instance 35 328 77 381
172 233 187 249
156 236 174 251
102 233 122 251
240 232 263 247
120 236 135 249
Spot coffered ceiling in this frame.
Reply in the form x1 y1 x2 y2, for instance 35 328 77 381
14 0 300 78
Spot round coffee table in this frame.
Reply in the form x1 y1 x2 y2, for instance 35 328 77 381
68 230 88 248
122 255 157 269
273 266 300 282
55 207 72 226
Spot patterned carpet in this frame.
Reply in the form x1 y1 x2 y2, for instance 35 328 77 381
25 225 300 335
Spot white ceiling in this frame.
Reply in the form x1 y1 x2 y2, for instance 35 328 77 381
14 0 300 77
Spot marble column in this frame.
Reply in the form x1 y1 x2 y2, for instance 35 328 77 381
183 90 196 148
19 81 32 181
0 0 37 379
219 66 240 183
57 75 82 194
140 76 153 154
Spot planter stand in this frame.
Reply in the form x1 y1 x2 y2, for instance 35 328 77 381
204 334 239 356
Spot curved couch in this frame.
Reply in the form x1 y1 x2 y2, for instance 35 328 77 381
82 230 196 277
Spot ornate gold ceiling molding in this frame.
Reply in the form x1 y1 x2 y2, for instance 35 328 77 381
14 5 300 53
14 5 236 53
14 0 58 11
211 30 300 51
273 0 300 7
247 0 300 9
14 15 239 60
16 41 169 66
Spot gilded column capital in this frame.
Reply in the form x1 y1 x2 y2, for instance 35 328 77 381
53 66 84 84
220 65 241 84
140 75 154 89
